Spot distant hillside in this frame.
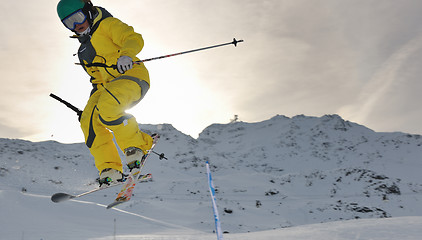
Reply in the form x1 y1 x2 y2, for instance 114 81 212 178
1 114 421 233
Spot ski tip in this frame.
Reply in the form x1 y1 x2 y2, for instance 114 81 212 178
106 201 125 209
51 192 74 203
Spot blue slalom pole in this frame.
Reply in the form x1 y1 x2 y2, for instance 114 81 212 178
206 161 224 240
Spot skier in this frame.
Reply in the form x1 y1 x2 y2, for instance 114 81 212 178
56 0 153 185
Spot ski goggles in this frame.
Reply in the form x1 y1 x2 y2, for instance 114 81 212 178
62 9 87 30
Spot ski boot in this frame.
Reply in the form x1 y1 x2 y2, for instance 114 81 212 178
99 168 124 186
125 147 145 174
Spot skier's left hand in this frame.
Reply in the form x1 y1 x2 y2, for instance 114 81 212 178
117 56 133 74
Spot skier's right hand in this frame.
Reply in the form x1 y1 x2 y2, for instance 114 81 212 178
117 56 133 74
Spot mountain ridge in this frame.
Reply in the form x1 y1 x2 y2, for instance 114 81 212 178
1 114 421 233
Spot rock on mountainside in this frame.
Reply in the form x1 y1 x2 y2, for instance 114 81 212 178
1 114 422 233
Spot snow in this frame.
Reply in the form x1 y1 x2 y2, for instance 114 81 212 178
0 114 421 239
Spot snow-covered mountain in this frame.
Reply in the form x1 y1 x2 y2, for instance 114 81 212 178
1 114 421 239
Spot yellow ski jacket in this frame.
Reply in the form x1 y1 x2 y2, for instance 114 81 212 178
77 7 149 86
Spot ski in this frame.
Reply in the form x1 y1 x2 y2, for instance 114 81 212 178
106 134 160 209
51 174 152 203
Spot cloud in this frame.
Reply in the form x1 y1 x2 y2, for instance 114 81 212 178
338 33 422 122
0 120 32 139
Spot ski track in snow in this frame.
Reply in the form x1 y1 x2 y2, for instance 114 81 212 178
88 216 422 240
26 190 200 233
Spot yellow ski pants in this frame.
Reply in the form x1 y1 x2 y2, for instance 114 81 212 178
80 75 153 174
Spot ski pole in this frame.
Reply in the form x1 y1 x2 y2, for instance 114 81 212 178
77 38 244 69
152 150 168 160
49 93 82 121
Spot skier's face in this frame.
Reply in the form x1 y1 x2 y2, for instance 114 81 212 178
75 20 89 34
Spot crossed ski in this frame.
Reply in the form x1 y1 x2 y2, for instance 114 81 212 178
51 134 161 208
50 173 152 203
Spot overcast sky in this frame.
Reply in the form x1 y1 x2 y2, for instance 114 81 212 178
1 0 422 143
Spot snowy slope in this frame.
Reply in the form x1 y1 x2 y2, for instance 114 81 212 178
0 114 422 239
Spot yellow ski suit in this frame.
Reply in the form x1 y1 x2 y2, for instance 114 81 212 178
77 7 152 173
